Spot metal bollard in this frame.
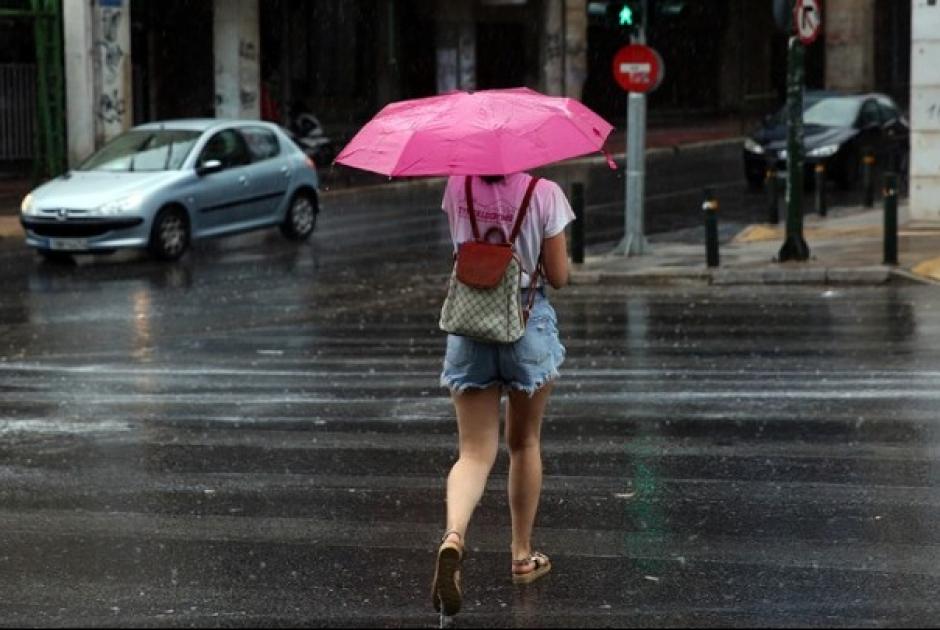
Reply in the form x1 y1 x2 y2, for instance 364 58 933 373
570 182 585 264
814 163 827 217
883 172 899 266
766 166 779 224
703 188 719 268
863 152 876 208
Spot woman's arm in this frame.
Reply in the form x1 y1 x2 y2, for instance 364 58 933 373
542 231 569 289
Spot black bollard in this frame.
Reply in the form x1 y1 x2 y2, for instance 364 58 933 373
570 182 585 264
883 172 898 266
766 166 779 224
815 163 827 217
863 153 876 208
703 188 719 268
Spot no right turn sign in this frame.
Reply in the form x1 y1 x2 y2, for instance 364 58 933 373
794 0 822 45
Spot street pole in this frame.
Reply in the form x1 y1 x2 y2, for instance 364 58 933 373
618 0 650 257
777 36 810 262
621 91 649 255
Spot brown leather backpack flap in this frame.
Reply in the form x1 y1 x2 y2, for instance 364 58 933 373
456 241 514 289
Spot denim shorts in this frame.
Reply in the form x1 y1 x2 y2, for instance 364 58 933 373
440 290 566 396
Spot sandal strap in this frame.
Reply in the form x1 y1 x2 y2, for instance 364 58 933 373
440 530 463 545
512 552 548 568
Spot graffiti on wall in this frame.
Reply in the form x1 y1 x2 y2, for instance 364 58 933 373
94 0 127 130
97 7 124 83
98 89 126 125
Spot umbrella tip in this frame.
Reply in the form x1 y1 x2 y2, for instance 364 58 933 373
603 150 618 171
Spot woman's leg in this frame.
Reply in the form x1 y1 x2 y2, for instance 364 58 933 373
505 384 553 567
445 385 502 543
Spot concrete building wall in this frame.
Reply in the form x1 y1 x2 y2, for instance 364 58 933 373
563 0 587 100
542 0 564 95
63 0 132 166
94 0 133 142
910 0 940 223
825 0 876 93
63 0 96 166
213 0 261 119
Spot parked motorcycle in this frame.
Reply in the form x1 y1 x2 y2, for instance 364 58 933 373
289 108 335 169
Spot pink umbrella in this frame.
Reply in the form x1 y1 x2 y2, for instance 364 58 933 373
334 87 614 176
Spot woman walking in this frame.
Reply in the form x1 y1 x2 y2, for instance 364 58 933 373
432 172 574 617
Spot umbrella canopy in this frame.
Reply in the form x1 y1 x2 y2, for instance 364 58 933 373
334 88 614 177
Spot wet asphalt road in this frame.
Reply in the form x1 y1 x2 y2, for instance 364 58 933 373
0 152 936 628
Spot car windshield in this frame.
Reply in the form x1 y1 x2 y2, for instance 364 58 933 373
78 129 201 172
769 97 860 128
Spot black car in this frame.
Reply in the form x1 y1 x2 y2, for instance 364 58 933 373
743 91 909 190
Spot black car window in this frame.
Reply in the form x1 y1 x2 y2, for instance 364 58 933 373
242 127 281 162
198 129 250 169
858 100 882 129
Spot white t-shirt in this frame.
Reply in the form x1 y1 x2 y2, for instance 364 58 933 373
441 173 575 288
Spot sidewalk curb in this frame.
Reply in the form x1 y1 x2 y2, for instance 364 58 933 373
570 265 927 287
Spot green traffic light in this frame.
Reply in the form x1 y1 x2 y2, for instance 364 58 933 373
619 4 633 26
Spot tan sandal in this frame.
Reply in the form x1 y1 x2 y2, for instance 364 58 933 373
431 530 464 616
512 551 551 585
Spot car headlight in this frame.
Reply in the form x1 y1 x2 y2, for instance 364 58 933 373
807 144 839 158
97 193 144 216
20 193 37 216
744 138 765 154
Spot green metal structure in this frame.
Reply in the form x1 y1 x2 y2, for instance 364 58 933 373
0 0 65 181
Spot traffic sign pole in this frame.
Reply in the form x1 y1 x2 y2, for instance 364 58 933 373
777 0 820 262
621 90 649 256
611 28 662 257
777 35 810 262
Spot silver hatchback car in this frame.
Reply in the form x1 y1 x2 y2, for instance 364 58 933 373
20 119 320 261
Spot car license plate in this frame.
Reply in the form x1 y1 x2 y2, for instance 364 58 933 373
49 238 89 251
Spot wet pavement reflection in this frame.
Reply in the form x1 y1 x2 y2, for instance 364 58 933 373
0 171 937 627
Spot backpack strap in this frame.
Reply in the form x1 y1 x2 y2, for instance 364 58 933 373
464 176 482 241
508 176 541 245
466 175 541 244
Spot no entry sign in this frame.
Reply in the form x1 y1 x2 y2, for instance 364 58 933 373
612 44 664 93
794 0 822 45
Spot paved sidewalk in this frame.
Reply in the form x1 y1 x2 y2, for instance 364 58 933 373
570 201 940 287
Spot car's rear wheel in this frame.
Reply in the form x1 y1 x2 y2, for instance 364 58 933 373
280 190 318 241
148 206 190 261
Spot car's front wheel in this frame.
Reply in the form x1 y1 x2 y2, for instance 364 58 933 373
148 206 190 261
280 190 318 241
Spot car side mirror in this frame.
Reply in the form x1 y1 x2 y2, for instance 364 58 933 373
197 159 223 176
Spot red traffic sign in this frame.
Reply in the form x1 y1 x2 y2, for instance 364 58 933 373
794 0 822 45
612 44 664 93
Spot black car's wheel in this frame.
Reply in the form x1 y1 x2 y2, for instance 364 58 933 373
280 190 318 241
148 206 190 261
836 150 861 190
37 249 74 264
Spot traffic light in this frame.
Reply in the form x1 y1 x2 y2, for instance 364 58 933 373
587 1 684 33
618 2 636 26
603 0 643 35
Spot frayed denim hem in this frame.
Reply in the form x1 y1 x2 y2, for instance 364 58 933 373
507 367 561 397
440 375 503 395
